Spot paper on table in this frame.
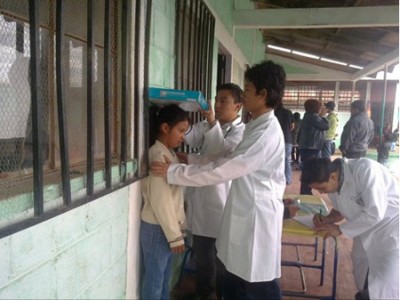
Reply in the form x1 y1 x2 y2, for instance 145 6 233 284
293 215 316 229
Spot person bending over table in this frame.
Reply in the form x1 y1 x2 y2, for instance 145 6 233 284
301 157 399 300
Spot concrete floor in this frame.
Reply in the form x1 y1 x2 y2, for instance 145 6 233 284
172 163 359 300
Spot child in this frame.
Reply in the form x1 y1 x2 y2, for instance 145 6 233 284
140 104 190 300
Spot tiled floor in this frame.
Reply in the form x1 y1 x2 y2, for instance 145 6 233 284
172 161 360 300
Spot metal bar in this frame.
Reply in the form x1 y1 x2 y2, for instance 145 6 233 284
187 0 193 90
320 238 327 286
206 14 215 100
120 0 128 182
86 0 95 195
133 0 140 163
29 0 44 216
174 0 181 88
180 0 187 88
192 0 199 90
141 0 152 177
197 4 205 91
104 0 112 188
56 0 72 205
16 22 24 52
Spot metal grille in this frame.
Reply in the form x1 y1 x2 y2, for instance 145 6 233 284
175 0 215 153
0 0 152 238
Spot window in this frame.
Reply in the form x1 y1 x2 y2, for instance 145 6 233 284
175 0 215 152
284 81 361 111
0 0 151 238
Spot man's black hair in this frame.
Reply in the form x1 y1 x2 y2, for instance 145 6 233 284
301 157 341 185
217 83 244 104
244 60 286 108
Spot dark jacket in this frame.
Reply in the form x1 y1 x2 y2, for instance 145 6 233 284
339 112 374 154
298 112 329 150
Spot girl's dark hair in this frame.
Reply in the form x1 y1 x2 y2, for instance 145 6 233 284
293 112 301 120
304 99 322 113
244 60 286 109
301 157 341 185
217 83 244 104
149 104 190 145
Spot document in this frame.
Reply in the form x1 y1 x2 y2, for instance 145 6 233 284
293 215 315 229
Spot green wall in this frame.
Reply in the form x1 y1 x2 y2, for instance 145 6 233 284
0 188 130 299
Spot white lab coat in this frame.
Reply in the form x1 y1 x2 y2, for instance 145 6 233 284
168 111 286 282
184 117 245 238
328 158 399 299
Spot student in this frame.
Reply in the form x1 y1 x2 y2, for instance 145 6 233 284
152 60 286 299
183 83 245 300
298 99 329 194
274 103 294 185
302 157 399 300
291 112 302 167
321 101 338 159
339 100 374 158
140 105 190 300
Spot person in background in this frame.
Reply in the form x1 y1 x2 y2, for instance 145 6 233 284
183 83 245 300
302 157 399 300
151 60 287 300
275 103 294 185
140 105 190 300
298 99 329 194
291 112 302 168
321 101 338 159
339 100 374 159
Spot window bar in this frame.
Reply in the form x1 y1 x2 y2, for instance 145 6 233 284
29 0 44 216
120 0 128 182
174 0 181 89
187 0 193 90
16 23 24 52
197 4 205 91
201 6 209 93
192 0 199 90
141 0 152 176
134 0 142 172
180 0 187 89
207 17 215 100
87 0 95 195
56 0 72 205
104 0 112 188
202 11 211 98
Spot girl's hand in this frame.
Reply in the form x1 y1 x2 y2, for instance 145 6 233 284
171 244 186 254
315 224 342 239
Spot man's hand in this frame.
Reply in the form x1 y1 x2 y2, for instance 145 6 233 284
314 224 342 239
201 99 216 127
286 205 300 218
150 155 171 177
176 152 188 164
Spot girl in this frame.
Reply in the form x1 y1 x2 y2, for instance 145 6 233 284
140 104 190 300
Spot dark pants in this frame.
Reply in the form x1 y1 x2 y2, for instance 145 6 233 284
355 270 370 300
343 150 367 159
299 148 321 195
222 270 282 300
193 235 225 299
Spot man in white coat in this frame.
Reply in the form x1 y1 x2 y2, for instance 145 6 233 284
301 157 399 300
183 83 245 299
152 60 287 299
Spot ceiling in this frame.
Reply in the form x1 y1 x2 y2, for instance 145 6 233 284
234 0 399 81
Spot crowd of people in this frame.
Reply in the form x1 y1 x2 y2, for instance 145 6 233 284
140 60 399 300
